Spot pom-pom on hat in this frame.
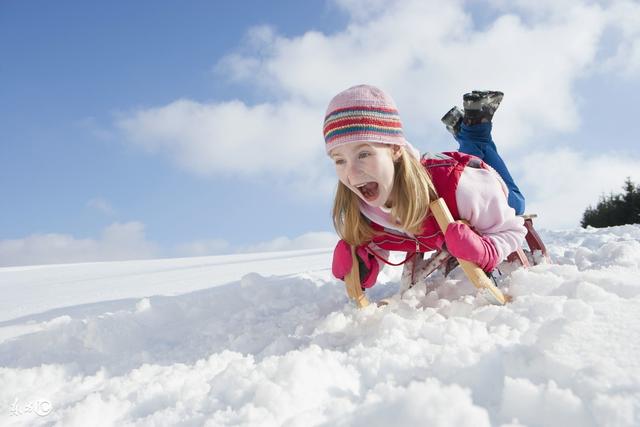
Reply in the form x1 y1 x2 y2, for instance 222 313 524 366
323 84 409 155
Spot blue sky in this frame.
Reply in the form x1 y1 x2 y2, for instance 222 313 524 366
2 0 640 266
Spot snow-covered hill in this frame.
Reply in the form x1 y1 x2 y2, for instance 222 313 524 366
1 226 639 426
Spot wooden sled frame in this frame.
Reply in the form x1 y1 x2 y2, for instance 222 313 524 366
344 245 371 308
343 198 550 308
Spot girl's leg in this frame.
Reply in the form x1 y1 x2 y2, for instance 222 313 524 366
455 121 488 159
456 122 526 215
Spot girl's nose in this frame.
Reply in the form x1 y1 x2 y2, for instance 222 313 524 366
347 162 363 185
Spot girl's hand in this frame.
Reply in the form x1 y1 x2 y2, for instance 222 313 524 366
332 240 380 288
444 222 500 272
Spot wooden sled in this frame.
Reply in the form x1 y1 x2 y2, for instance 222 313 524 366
343 199 551 308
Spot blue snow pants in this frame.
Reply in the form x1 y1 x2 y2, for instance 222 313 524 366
455 122 526 215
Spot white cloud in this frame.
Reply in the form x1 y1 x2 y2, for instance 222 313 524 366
598 0 640 77
116 99 324 178
174 232 338 257
0 227 338 267
114 0 640 225
515 148 640 229
87 197 116 216
117 0 640 171
173 232 337 257
213 0 613 151
174 238 231 257
238 231 338 253
486 0 592 19
0 222 158 267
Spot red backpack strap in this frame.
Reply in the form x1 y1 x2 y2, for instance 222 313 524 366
421 151 482 220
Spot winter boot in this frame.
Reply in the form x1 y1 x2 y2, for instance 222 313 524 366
462 90 504 125
440 106 464 136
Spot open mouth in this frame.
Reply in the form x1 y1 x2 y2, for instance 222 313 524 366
355 182 379 202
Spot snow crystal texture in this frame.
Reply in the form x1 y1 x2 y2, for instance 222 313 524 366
1 227 639 426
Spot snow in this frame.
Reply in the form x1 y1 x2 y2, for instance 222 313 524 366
1 226 640 426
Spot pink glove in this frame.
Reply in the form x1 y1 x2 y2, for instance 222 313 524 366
444 222 499 272
332 240 380 288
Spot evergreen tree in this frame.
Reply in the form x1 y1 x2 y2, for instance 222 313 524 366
581 178 640 227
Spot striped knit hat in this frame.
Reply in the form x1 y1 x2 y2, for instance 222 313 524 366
323 84 408 154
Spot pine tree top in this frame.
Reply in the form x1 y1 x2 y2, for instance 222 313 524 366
581 177 640 228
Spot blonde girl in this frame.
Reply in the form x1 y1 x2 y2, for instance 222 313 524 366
325 85 526 288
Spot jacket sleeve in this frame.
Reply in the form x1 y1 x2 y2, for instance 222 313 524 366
455 166 527 261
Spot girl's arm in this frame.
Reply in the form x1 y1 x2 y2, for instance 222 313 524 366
455 166 527 261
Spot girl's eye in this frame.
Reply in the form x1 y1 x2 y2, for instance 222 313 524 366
334 159 345 166
358 151 371 159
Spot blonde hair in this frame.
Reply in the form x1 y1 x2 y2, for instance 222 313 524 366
332 147 438 246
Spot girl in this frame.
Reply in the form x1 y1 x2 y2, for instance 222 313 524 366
325 84 527 289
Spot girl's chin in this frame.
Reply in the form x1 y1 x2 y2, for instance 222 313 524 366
360 194 384 207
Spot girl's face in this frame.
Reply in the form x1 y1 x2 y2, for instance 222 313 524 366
330 142 402 208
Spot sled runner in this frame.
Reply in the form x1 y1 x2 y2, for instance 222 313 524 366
344 199 550 307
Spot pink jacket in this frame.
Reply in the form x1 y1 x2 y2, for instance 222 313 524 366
334 152 526 285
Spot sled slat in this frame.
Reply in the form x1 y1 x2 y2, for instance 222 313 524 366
429 198 507 305
344 246 370 308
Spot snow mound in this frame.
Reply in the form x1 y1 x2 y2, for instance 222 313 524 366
1 226 639 426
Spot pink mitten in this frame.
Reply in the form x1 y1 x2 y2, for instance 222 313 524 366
332 240 380 288
444 222 499 272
